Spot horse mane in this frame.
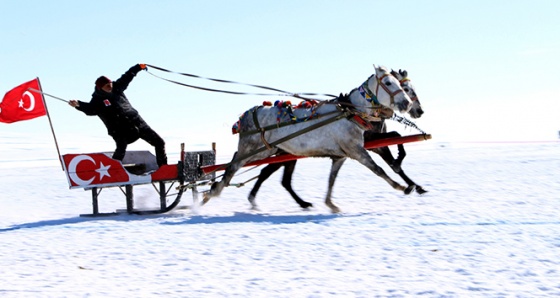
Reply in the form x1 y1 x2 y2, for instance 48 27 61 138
336 92 351 104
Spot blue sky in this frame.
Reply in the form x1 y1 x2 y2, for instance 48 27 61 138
1 0 559 154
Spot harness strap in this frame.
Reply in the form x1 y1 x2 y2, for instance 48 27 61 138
378 74 405 108
240 110 341 137
228 111 351 168
375 75 391 107
251 107 273 150
337 92 382 126
204 105 377 177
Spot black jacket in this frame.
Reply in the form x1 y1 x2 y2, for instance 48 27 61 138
76 64 147 138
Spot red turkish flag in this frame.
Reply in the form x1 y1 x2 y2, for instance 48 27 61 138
0 78 46 123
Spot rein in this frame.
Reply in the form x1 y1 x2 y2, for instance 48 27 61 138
145 64 338 101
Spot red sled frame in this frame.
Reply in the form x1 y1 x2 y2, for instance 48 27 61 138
62 134 430 217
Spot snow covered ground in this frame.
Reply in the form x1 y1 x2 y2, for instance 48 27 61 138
1 134 559 297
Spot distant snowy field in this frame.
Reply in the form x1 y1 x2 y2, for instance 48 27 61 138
1 133 559 297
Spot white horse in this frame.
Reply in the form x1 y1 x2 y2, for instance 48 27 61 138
246 69 427 211
204 65 413 213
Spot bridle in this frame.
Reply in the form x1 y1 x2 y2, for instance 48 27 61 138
375 74 406 107
398 77 419 102
360 73 405 108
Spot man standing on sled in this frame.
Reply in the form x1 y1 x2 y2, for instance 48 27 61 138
69 63 167 167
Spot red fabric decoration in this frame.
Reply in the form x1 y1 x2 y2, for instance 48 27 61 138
0 78 46 124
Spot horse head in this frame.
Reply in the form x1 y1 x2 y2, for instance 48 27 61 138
368 65 412 114
391 69 424 119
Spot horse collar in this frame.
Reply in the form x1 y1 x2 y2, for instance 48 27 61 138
359 80 380 105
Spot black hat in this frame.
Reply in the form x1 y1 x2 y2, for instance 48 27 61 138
95 76 111 89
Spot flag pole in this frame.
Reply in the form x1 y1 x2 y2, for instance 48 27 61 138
28 88 68 103
36 78 64 171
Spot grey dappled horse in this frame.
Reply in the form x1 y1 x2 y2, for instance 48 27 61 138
247 69 427 211
204 66 413 213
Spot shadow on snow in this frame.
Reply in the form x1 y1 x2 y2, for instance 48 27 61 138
161 212 341 225
5 213 558 233
0 212 343 232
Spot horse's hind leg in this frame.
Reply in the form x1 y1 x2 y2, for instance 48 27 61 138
203 152 244 204
248 162 284 209
204 143 279 205
248 160 313 209
281 160 313 209
324 157 347 213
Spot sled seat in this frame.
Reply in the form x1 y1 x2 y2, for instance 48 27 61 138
120 151 159 175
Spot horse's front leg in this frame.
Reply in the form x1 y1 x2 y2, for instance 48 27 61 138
391 144 428 194
393 143 406 172
352 147 414 195
375 145 427 195
325 157 347 213
367 131 404 172
372 146 401 172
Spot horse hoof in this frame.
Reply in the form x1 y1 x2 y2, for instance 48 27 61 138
202 195 211 205
416 186 428 195
299 202 313 209
404 185 415 195
328 205 341 213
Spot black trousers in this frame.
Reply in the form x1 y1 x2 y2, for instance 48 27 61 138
112 125 167 167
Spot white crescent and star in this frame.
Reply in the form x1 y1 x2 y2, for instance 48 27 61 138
67 155 112 186
96 162 111 180
18 91 36 112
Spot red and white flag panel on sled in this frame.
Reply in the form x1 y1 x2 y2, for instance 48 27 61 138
62 153 150 188
62 153 179 189
0 78 46 124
